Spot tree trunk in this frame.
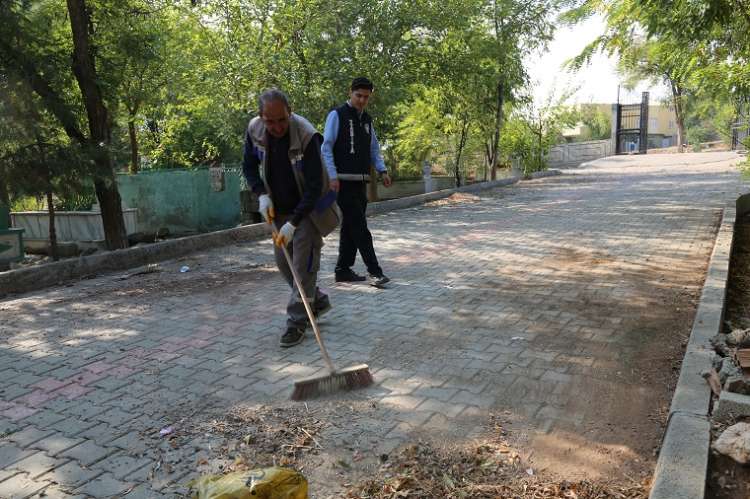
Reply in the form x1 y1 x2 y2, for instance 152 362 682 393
46 187 59 261
484 141 492 182
128 119 139 174
40 146 58 261
490 80 504 180
538 132 543 171
490 0 506 181
66 0 128 249
670 80 687 153
454 114 469 187
0 164 10 228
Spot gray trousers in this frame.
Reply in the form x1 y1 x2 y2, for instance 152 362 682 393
273 215 327 329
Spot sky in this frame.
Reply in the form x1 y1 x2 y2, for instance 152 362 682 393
526 14 671 107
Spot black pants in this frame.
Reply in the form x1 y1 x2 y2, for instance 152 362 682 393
336 180 383 276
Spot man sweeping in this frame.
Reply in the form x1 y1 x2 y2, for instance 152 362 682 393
321 77 392 287
243 89 340 348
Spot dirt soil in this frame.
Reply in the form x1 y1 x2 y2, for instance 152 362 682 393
528 242 702 481
169 404 651 498
706 213 750 499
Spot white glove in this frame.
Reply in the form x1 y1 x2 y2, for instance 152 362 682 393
274 222 296 247
258 194 274 223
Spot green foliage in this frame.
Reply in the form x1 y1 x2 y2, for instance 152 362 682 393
4 141 97 205
55 188 97 211
392 88 446 176
10 196 45 212
573 105 612 141
519 91 578 173
567 0 749 151
9 190 94 211
2 0 582 202
500 116 537 170
140 97 248 168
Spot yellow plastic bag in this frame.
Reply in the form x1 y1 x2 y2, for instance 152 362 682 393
190 466 308 499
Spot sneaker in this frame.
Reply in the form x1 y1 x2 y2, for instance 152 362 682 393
335 269 367 282
369 274 390 288
279 326 305 348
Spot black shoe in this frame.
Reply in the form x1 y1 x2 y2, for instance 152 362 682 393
306 297 331 325
280 326 305 348
314 296 332 318
369 274 390 288
335 269 367 282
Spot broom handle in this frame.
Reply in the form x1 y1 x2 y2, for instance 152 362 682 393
271 224 337 373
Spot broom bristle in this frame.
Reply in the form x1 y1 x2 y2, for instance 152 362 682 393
291 364 373 401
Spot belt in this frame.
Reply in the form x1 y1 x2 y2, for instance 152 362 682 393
337 173 371 182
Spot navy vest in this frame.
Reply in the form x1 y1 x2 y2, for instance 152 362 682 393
333 104 372 176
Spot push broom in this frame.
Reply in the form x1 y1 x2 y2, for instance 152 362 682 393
268 220 373 400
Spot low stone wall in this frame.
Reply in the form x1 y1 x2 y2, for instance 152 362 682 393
12 209 138 243
547 139 613 168
376 176 456 200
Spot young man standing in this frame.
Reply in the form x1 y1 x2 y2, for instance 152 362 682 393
321 77 392 287
243 89 339 347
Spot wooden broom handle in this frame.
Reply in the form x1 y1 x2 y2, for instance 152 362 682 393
271 223 336 373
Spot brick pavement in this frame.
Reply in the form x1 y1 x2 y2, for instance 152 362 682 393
0 152 747 497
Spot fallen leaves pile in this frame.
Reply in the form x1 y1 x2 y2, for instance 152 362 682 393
425 192 482 207
142 404 327 481
191 405 327 468
344 440 648 499
344 414 648 499
142 406 650 498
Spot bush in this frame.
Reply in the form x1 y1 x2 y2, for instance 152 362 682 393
10 196 44 212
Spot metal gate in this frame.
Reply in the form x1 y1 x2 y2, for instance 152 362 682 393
615 92 649 154
730 98 749 150
732 119 749 151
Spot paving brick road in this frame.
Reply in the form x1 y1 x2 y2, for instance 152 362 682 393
0 152 747 498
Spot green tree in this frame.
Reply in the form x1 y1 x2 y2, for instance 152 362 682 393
103 5 172 173
1 0 577 230
616 38 699 151
506 90 577 174
566 0 750 152
392 87 446 177
576 105 612 141
4 142 95 260
0 72 96 260
0 0 130 249
481 0 561 179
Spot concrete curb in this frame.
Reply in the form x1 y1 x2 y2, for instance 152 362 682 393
650 413 711 499
0 223 271 297
0 170 561 297
649 203 737 499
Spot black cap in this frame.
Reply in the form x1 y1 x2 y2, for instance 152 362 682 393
351 77 374 91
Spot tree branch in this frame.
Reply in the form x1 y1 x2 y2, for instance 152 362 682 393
0 39 87 145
